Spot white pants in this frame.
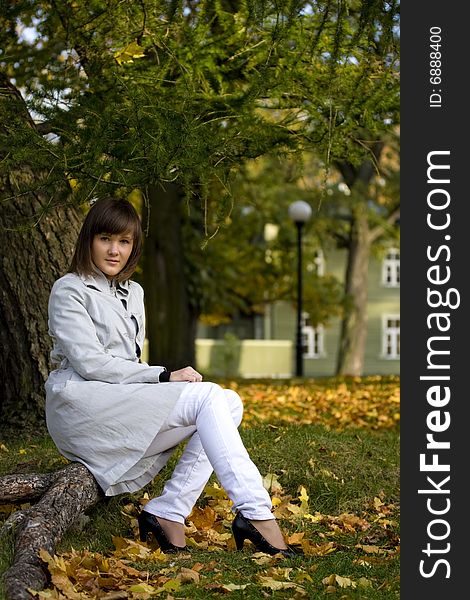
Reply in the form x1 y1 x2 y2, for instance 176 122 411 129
143 382 274 524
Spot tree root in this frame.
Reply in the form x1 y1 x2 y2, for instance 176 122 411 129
0 463 102 600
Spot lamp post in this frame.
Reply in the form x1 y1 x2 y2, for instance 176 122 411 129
288 200 312 377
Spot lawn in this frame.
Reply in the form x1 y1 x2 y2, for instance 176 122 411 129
0 376 400 599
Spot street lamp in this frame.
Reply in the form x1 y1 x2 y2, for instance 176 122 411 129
288 200 312 377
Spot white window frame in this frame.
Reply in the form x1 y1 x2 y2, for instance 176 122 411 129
301 312 325 359
381 314 400 359
382 248 400 287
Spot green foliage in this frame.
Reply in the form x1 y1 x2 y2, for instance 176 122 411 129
1 0 399 207
1 1 399 334
187 151 346 326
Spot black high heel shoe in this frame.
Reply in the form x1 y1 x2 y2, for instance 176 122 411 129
231 512 300 557
138 511 187 553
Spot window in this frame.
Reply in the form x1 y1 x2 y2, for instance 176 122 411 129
382 248 400 287
382 315 400 359
301 313 325 358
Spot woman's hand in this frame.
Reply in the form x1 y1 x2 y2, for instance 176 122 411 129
169 366 203 383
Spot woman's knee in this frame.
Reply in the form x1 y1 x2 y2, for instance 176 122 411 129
223 389 244 425
197 383 243 425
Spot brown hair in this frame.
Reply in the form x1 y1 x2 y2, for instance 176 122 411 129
69 197 143 282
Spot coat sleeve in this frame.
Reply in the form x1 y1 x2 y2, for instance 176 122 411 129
48 279 166 384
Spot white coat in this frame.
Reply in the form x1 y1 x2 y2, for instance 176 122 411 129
45 269 187 496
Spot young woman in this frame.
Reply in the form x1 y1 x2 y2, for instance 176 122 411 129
45 196 298 556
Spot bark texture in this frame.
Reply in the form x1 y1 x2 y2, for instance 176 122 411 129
335 146 386 376
1 463 102 600
0 472 57 503
335 207 371 375
0 72 83 427
0 190 82 426
143 183 198 371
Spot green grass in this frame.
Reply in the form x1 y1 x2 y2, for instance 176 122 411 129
0 389 399 599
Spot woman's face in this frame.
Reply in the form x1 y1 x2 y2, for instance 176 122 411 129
91 231 133 279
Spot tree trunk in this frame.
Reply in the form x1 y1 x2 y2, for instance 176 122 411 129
143 183 198 371
336 207 371 375
334 146 384 376
0 74 83 428
1 463 102 600
0 186 82 426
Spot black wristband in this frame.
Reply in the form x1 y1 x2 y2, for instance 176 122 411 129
159 369 171 382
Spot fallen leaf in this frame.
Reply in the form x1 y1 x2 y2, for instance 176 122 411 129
127 582 156 593
287 532 305 545
258 576 304 592
356 543 383 554
176 567 200 584
335 575 356 588
188 506 217 530
221 583 250 591
262 472 284 494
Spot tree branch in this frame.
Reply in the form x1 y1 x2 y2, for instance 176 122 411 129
369 206 400 243
1 463 102 600
0 72 37 132
0 472 58 504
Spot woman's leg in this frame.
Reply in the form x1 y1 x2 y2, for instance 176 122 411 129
143 383 287 549
144 387 243 523
149 382 273 522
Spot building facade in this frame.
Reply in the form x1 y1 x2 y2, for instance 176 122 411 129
196 246 400 378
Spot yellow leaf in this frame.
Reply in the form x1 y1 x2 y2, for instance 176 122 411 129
112 536 151 560
322 574 336 586
39 551 86 599
128 582 156 593
287 532 305 545
221 583 250 591
357 577 373 588
114 41 146 65
294 571 314 583
335 575 356 588
204 482 227 499
19 448 27 455
188 505 217 529
262 472 283 494
303 512 323 523
286 503 302 515
30 591 61 599
39 549 62 571
251 554 274 565
322 574 356 589
356 543 383 554
269 566 293 580
374 496 384 509
258 576 303 591
298 486 309 504
186 537 203 549
303 541 336 556
161 579 181 592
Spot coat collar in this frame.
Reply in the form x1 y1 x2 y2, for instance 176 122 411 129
78 267 130 297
